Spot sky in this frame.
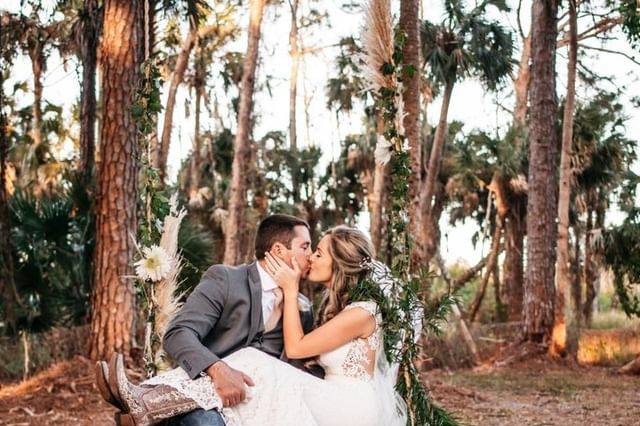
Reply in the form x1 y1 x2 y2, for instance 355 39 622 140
3 0 639 266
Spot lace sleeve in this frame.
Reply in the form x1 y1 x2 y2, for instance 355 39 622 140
345 301 380 328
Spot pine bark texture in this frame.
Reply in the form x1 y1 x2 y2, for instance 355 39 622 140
89 0 143 361
524 0 559 343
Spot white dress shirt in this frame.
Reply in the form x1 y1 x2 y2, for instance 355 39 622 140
256 262 279 326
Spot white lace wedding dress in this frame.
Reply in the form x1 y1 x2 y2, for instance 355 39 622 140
143 301 406 425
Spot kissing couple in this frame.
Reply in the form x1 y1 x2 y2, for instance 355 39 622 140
97 214 408 425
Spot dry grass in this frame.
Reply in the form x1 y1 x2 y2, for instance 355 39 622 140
578 329 640 366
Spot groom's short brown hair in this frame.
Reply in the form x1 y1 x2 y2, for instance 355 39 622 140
255 214 310 260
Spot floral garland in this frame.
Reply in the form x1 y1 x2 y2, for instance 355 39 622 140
355 1 457 425
131 56 181 377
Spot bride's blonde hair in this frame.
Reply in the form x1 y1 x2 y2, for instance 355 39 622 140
318 226 374 325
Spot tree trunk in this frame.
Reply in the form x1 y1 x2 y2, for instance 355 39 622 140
619 354 640 375
89 0 143 361
513 34 532 127
501 31 532 322
523 0 559 344
550 0 578 358
421 181 445 264
469 216 503 322
423 79 453 225
288 0 300 202
399 0 423 269
189 84 203 198
583 208 595 326
370 161 387 257
503 199 525 321
571 224 582 325
434 252 479 366
584 195 604 326
493 254 504 321
224 0 267 265
0 75 18 334
370 113 388 257
28 44 44 149
453 254 491 292
78 0 99 181
156 26 198 181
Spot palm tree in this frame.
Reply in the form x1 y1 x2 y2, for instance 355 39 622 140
224 0 268 265
603 207 640 374
10 185 93 334
420 0 514 263
186 17 238 202
325 37 388 250
156 0 210 181
1 10 63 192
441 125 514 320
571 92 636 325
399 0 423 268
88 0 143 361
524 0 559 344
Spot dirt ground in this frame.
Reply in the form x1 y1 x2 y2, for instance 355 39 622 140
1 355 639 426
430 357 640 426
0 356 116 426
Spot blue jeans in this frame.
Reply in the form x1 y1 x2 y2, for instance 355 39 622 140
167 408 225 426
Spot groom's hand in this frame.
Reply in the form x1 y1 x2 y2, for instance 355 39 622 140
207 361 255 407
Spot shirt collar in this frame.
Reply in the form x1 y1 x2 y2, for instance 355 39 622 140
256 261 278 292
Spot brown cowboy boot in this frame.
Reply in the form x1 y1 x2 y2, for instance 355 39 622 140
108 353 200 426
95 360 125 410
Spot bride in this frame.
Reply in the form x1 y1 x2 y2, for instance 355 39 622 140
108 226 407 425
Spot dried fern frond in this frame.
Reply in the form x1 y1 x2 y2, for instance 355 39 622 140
154 194 188 348
360 0 394 92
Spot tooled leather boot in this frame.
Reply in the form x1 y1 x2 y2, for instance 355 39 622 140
108 353 199 426
95 360 124 410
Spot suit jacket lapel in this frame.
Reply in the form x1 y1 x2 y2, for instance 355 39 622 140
246 261 264 345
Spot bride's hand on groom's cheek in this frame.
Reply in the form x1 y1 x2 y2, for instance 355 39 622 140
264 252 300 296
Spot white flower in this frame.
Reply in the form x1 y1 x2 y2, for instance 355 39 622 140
374 136 393 165
135 245 173 282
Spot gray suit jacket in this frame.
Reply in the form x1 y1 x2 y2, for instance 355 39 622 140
163 261 315 379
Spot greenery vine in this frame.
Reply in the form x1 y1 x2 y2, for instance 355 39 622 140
132 56 170 376
351 28 457 426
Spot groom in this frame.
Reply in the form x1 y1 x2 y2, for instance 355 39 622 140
163 214 317 426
